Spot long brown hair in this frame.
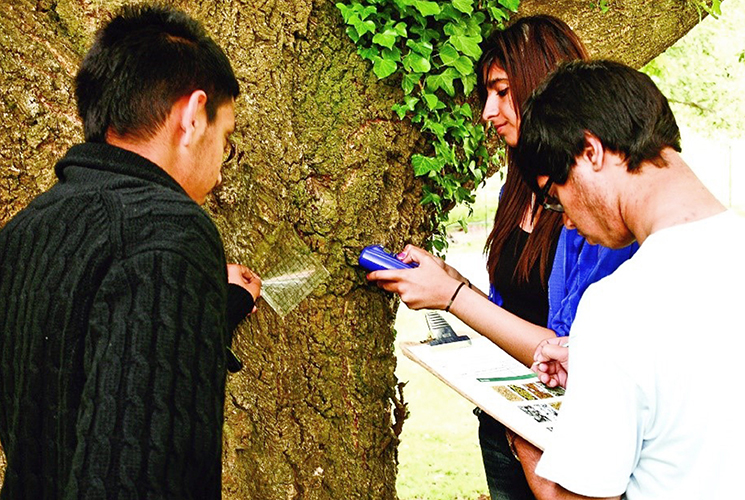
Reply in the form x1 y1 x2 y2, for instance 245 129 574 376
478 15 588 286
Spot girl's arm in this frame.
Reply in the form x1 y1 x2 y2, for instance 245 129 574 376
368 245 554 366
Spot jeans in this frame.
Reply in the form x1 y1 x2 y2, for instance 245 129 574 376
475 408 535 500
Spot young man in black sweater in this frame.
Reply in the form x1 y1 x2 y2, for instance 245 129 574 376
0 4 260 498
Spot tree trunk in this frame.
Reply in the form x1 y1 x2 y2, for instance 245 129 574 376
0 0 710 497
517 0 711 68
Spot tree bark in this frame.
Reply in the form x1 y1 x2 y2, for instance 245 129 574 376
516 0 710 69
0 0 710 497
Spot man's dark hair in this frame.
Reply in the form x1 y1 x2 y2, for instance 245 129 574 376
516 59 682 192
75 3 239 143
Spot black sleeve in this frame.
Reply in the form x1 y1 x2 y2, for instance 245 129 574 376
226 283 254 331
224 284 254 373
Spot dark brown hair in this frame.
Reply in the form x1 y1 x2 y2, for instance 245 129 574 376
478 15 588 286
517 59 682 191
76 4 239 143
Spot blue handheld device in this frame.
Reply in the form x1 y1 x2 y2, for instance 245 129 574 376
358 245 416 272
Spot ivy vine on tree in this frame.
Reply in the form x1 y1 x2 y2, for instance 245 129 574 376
336 0 521 252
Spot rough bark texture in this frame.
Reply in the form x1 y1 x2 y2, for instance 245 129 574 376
516 0 709 68
0 0 709 497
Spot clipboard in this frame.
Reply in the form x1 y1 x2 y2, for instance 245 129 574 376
400 312 564 450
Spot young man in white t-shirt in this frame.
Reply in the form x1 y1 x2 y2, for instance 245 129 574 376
511 59 745 500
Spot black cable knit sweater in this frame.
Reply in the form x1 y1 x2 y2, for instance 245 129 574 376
0 143 250 499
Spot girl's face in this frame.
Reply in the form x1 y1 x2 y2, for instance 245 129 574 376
481 65 519 147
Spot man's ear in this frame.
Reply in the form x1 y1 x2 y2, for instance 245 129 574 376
179 90 208 148
582 132 605 172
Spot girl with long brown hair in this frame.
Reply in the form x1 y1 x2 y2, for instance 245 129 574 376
368 15 637 499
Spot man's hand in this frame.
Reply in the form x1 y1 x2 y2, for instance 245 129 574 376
227 264 262 313
510 430 620 500
531 337 570 388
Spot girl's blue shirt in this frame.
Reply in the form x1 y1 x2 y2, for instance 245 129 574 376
489 227 638 337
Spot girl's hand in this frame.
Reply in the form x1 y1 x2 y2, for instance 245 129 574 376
397 244 466 282
366 247 464 310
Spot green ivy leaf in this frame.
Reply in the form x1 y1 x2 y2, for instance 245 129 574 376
498 0 520 11
403 52 431 73
423 119 446 138
337 3 377 23
487 6 509 24
422 92 444 110
708 0 722 16
373 29 398 49
358 46 380 61
439 43 460 65
465 12 486 35
412 154 446 175
402 72 422 94
463 136 476 157
453 0 474 14
406 39 434 58
336 3 354 23
410 109 426 124
425 68 460 96
410 25 441 44
358 5 378 19
453 55 474 75
394 22 408 37
382 46 402 62
449 34 481 59
373 56 398 78
435 4 461 21
431 236 446 252
392 95 419 119
440 113 459 129
413 0 441 16
434 140 457 164
391 105 406 120
351 16 377 37
460 73 477 95
346 26 361 43
443 20 466 37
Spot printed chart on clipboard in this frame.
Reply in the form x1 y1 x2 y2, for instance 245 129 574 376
249 224 330 317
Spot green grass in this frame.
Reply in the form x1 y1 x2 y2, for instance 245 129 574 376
394 305 488 500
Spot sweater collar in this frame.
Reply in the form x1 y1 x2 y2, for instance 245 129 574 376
55 142 188 196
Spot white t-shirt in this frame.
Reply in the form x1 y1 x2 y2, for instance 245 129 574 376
536 211 745 499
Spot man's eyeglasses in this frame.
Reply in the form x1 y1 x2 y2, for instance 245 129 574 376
539 178 564 213
223 139 236 165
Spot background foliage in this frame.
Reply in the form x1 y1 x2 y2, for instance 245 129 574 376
644 0 744 138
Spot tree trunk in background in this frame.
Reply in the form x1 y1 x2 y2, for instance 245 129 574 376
0 0 710 497
517 0 710 68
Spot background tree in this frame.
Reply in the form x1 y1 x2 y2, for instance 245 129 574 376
0 0 712 497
